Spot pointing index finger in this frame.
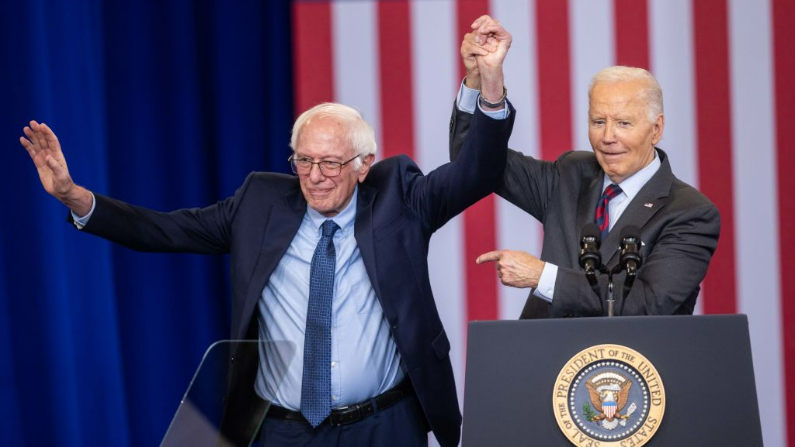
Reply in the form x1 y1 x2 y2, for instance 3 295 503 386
476 250 503 264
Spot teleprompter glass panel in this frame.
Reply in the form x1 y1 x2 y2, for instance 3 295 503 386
161 340 296 447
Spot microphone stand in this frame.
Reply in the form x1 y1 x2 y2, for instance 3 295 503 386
618 268 637 316
585 270 605 316
601 264 623 317
588 262 635 317
607 271 616 317
579 224 642 317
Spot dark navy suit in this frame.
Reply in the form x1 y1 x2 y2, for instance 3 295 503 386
78 106 515 446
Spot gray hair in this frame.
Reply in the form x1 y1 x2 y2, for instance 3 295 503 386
588 66 664 123
290 102 377 171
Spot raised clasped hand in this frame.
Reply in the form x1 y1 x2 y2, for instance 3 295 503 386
460 15 512 94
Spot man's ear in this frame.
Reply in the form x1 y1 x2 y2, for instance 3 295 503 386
651 114 665 145
357 154 375 182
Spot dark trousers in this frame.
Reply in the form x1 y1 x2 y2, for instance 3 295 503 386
257 394 429 447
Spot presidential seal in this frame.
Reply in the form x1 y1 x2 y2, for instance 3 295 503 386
553 344 665 446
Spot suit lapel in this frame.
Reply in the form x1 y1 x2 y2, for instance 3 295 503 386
354 183 382 301
576 174 604 232
237 185 306 340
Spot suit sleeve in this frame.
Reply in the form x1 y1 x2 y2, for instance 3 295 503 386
550 202 721 316
74 172 256 254
405 104 515 231
449 103 559 222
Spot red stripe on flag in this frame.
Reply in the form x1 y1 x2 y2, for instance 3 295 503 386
536 0 573 160
692 0 737 315
613 0 650 69
773 0 795 442
377 1 415 159
292 1 334 114
457 0 499 322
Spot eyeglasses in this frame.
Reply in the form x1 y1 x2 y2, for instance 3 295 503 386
289 154 360 177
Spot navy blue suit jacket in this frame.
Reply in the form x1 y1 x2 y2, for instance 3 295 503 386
79 106 514 446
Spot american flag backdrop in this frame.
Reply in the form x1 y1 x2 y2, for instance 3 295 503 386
291 0 795 445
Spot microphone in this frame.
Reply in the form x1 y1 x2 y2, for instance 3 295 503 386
579 223 602 275
620 225 643 276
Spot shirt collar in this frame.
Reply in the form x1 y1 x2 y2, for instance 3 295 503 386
602 149 661 201
306 185 358 237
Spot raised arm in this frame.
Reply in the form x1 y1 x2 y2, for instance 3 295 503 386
450 16 513 165
460 14 511 93
404 17 514 230
470 15 511 108
20 119 239 254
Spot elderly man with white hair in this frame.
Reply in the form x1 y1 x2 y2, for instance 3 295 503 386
19 18 514 446
452 15 720 319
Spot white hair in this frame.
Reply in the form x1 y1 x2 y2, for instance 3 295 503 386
289 102 377 170
588 66 664 123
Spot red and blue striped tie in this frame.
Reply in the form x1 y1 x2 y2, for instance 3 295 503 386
595 184 623 240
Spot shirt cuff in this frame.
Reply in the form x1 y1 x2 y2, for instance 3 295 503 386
71 192 96 230
532 262 558 303
455 78 509 120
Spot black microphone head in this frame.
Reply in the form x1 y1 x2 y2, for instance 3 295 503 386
581 223 601 241
620 225 641 241
620 224 642 273
579 223 602 271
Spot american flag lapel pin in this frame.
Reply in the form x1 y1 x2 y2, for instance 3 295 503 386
644 203 654 208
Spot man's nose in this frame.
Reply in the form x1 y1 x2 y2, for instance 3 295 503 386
603 121 617 143
308 163 327 182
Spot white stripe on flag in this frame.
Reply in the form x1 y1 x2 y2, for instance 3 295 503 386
332 0 383 156
649 0 699 189
570 0 614 153
491 0 542 320
648 0 702 315
729 0 785 445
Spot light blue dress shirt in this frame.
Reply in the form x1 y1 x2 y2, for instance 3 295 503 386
456 79 510 119
254 188 404 410
71 193 96 229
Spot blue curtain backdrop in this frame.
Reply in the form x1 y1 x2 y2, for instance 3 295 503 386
0 0 294 445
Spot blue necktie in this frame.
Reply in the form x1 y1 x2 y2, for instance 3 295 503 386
595 184 623 240
300 219 339 427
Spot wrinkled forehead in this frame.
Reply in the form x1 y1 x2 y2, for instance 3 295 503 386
589 79 649 100
295 117 353 156
588 81 648 113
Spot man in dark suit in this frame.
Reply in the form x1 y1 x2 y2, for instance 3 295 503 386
452 16 719 319
19 23 513 447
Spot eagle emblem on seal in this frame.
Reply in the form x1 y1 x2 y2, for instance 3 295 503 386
584 372 638 430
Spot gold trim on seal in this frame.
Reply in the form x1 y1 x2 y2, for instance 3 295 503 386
552 344 665 447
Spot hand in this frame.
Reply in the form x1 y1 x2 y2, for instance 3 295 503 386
460 30 492 90
20 120 93 215
476 249 545 289
470 15 512 103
